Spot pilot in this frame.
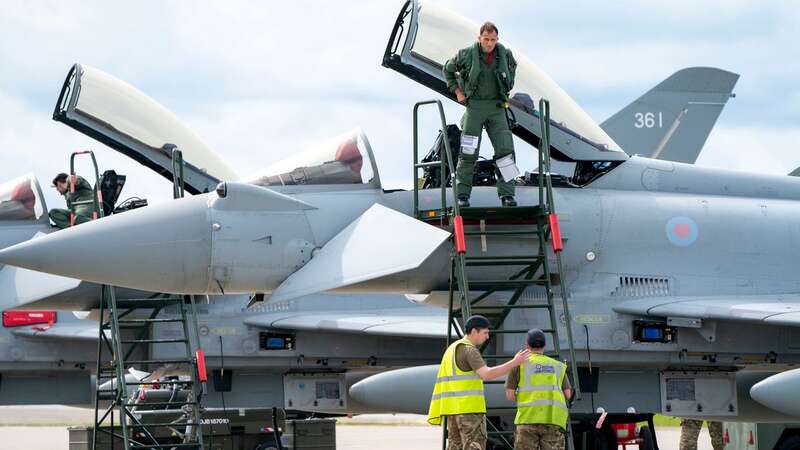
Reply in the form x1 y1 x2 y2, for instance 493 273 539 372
679 419 723 450
49 173 95 229
428 315 530 450
505 329 572 450
443 21 519 208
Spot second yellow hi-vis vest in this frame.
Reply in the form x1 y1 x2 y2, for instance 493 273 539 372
515 353 569 429
427 337 486 425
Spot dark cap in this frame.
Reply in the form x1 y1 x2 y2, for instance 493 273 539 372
465 315 491 334
527 328 546 348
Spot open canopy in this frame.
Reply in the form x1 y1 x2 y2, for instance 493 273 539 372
54 64 239 193
245 129 381 189
0 174 46 222
384 1 628 162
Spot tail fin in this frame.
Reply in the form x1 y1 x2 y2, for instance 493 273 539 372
601 67 739 163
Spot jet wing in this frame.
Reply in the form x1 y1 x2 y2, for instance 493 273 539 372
53 64 239 194
0 264 82 309
268 204 450 303
244 308 447 338
613 294 800 326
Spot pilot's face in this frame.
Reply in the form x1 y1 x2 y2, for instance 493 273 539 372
55 181 67 194
478 31 498 53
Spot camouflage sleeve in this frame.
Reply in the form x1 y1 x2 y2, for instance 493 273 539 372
505 366 520 390
442 50 463 93
506 49 517 91
77 176 94 192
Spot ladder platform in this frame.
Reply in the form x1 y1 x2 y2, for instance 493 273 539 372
459 205 545 223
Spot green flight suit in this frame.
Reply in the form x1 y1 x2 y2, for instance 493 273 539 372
49 176 96 229
443 42 518 199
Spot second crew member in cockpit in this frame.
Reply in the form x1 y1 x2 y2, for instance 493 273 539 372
444 21 519 208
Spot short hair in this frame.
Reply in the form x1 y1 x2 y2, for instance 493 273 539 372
52 173 68 187
527 329 547 348
465 315 491 335
479 21 498 35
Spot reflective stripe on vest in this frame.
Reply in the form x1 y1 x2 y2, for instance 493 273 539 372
514 354 568 428
427 337 486 425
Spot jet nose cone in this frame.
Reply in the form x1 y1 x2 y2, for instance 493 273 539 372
0 195 213 294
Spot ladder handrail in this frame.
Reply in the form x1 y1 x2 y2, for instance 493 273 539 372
412 99 461 220
69 150 104 225
540 98 581 403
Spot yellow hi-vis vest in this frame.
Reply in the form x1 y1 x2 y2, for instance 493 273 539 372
514 353 569 429
427 337 486 425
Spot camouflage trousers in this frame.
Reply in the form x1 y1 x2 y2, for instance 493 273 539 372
447 413 487 450
680 419 724 450
514 424 565 450
49 208 92 229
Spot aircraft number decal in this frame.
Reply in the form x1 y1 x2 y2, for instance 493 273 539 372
634 112 663 129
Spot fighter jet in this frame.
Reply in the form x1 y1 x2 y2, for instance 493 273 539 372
6 1 792 445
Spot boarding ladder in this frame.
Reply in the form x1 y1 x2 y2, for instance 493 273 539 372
83 148 207 450
412 100 581 450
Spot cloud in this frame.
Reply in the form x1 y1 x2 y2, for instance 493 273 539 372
0 0 798 205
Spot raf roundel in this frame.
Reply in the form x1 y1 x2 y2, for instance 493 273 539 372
665 217 699 247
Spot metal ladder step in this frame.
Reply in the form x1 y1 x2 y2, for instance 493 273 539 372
471 304 552 311
123 359 194 365
127 422 201 428
464 257 541 266
127 401 199 408
120 338 188 344
126 380 194 386
118 318 187 324
130 445 201 450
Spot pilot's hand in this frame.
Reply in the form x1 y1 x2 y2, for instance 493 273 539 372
505 389 516 402
456 89 467 104
512 349 531 365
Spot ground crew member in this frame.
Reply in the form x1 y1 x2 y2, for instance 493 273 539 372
505 329 572 450
443 21 519 208
429 315 531 450
49 173 95 229
679 419 723 450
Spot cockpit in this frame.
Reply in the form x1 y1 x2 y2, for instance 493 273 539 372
0 174 46 222
384 0 629 186
245 129 381 189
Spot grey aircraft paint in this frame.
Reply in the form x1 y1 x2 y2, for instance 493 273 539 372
1 2 796 425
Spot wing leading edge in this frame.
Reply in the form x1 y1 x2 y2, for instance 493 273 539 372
613 294 800 326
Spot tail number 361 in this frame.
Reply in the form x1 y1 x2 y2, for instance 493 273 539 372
634 112 663 129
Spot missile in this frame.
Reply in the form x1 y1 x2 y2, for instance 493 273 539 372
0 182 449 298
750 368 800 417
349 365 514 414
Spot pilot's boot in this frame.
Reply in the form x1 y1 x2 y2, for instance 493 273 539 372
501 196 517 207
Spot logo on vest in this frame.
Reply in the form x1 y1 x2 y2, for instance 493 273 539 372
533 364 555 374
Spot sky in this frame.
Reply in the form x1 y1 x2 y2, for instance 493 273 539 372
1 1 798 211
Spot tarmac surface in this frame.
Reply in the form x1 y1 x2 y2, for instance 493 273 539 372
0 406 715 449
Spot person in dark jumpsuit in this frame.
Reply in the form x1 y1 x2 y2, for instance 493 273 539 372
443 21 519 207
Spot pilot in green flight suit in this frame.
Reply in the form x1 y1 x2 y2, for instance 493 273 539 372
49 172 96 229
443 21 519 207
